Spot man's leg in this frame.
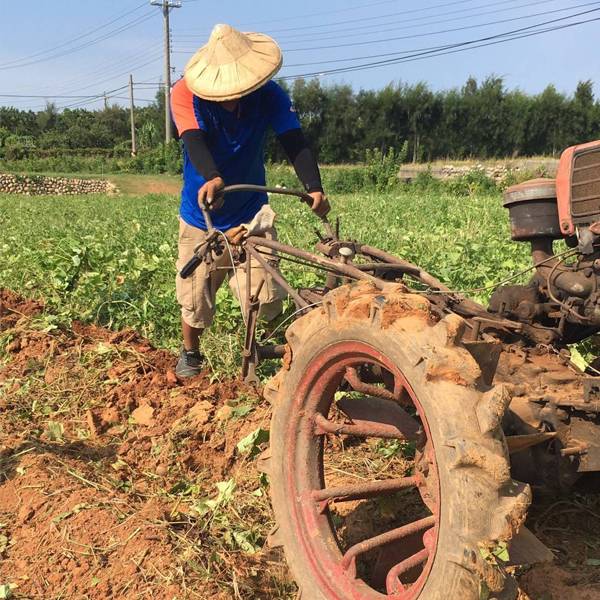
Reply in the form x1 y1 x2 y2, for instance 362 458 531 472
175 218 229 376
182 319 203 352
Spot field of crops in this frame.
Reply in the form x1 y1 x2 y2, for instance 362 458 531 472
0 185 530 377
4 183 600 599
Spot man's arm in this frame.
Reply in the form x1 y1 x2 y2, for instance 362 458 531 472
278 128 330 217
181 130 224 210
265 81 329 217
170 79 224 210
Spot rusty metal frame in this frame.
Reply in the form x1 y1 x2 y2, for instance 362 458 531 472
234 228 472 381
237 233 410 381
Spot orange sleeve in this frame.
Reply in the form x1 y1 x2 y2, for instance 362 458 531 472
170 78 203 135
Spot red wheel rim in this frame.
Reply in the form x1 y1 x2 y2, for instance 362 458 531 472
284 341 440 599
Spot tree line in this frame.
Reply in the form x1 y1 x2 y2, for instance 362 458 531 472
1 76 599 164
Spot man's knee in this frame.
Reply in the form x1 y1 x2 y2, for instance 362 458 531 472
181 306 213 330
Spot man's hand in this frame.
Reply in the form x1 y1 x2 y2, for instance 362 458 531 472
198 176 225 211
225 225 247 245
308 191 330 218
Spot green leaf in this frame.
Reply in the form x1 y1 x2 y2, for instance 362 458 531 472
585 558 600 566
45 421 64 442
492 541 510 563
52 503 88 524
236 428 269 458
570 347 588 372
0 535 8 554
0 584 14 599
232 530 260 554
479 581 490 600
231 404 254 419
193 479 236 516
94 342 113 356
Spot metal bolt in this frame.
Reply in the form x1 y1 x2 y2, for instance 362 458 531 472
338 246 353 264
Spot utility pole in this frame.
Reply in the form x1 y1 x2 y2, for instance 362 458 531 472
103 92 108 110
151 0 181 144
129 75 137 157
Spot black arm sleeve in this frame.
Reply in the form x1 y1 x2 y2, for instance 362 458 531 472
277 128 324 193
181 130 221 181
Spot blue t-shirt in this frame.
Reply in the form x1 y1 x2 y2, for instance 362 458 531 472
170 79 300 231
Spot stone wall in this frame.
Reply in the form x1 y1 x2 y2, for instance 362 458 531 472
398 158 559 182
0 173 118 195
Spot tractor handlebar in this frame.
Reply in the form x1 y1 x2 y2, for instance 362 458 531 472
179 184 333 279
219 184 315 206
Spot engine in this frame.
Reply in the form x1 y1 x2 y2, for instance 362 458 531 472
489 140 600 343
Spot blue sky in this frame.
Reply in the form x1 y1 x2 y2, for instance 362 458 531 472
1 0 599 111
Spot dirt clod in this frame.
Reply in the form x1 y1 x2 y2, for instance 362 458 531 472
0 289 281 599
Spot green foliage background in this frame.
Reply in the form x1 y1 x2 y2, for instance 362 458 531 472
0 177 531 376
1 77 600 173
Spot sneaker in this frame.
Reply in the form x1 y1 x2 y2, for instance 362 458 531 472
175 347 204 378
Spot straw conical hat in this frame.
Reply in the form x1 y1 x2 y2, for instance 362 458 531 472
184 24 282 101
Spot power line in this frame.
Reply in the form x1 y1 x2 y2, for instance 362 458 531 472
0 10 156 71
54 50 163 98
176 0 481 35
277 10 600 80
41 46 163 96
172 0 587 57
179 0 404 25
57 85 130 110
262 0 567 44
0 2 148 69
278 1 600 67
0 93 110 99
171 0 561 48
242 0 522 35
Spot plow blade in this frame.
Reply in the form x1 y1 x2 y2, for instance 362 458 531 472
507 526 554 566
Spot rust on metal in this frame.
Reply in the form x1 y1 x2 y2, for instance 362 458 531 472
341 515 436 571
506 432 557 454
247 235 386 290
336 393 421 441
313 412 407 439
386 547 430 594
311 476 418 503
344 366 398 402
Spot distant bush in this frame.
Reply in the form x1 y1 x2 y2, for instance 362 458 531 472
364 144 409 192
1 141 183 176
445 169 499 196
322 167 365 194
267 144 409 195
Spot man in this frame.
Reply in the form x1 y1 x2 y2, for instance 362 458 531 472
171 23 328 377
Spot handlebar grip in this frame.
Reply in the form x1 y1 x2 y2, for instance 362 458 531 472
179 254 202 279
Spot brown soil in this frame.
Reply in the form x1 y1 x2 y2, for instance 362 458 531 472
2 288 600 599
0 289 287 599
107 174 181 196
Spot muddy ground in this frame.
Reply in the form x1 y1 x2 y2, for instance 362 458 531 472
1 289 600 599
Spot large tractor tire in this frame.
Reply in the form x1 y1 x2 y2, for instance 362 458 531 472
263 283 530 600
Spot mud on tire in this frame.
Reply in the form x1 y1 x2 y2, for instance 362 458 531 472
263 282 530 600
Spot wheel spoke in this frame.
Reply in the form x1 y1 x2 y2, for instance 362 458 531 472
385 548 429 595
341 515 436 571
344 366 399 402
312 476 418 503
314 413 408 439
337 394 421 442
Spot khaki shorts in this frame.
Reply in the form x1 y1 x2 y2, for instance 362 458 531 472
176 218 287 329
